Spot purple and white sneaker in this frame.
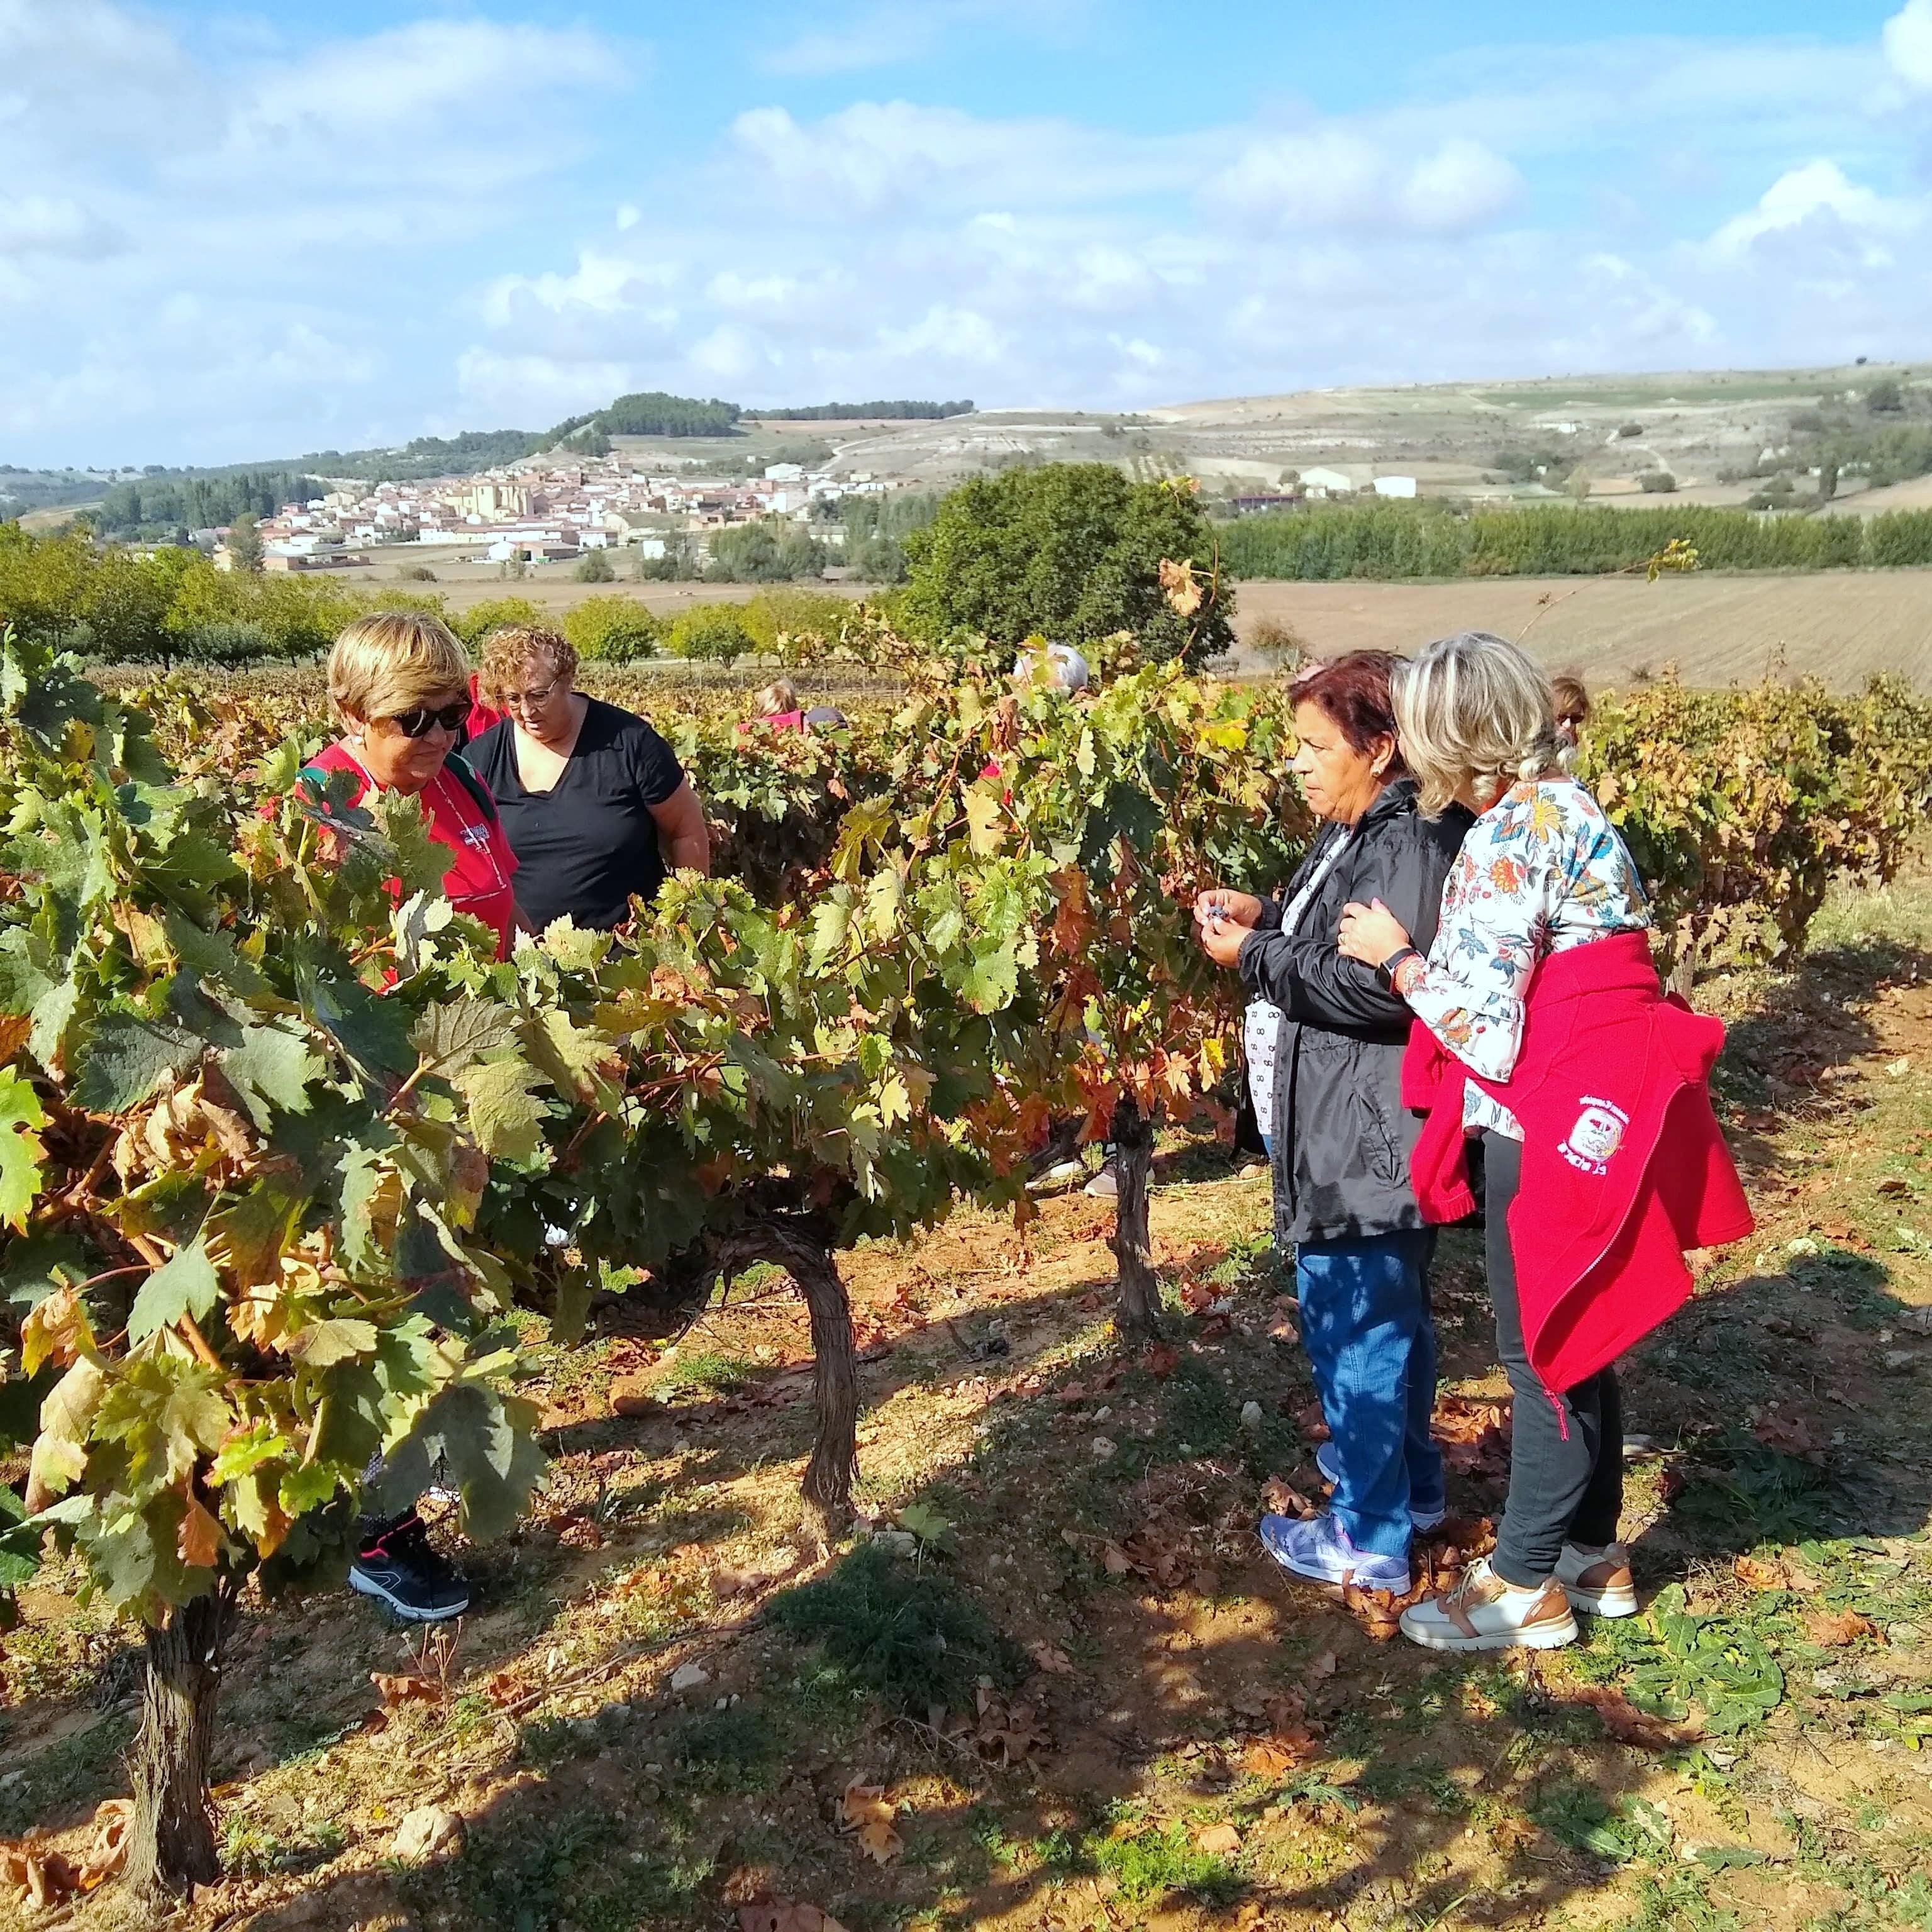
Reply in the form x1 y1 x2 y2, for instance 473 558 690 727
1259 1511 1411 1594
1314 1443 1447 1535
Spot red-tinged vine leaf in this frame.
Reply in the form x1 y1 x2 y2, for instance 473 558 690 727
175 1492 224 1568
1178 1278 1221 1317
1806 1608 1882 1648
1261 1476 1318 1520
1194 1821 1241 1855
838 1780 902 1865
738 1902 850 1932
372 1670 441 1709
1143 1342 1180 1379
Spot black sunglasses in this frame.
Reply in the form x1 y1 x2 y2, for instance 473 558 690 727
387 700 472 739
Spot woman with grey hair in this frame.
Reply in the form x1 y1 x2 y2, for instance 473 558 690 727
1336 631 1658 1652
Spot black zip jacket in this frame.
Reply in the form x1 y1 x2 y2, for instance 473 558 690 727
1237 778 1472 1247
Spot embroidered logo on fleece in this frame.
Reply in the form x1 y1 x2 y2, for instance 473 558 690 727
458 822 494 852
1559 1097 1629 1175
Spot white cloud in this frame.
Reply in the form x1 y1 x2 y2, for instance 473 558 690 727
0 196 123 262
1203 130 1523 236
1706 160 1918 264
1883 0 1932 89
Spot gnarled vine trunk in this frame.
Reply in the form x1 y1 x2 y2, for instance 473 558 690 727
126 1585 235 1906
1109 1095 1161 1340
716 1212 857 1543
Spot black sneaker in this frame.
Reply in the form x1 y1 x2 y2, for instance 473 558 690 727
348 1513 471 1622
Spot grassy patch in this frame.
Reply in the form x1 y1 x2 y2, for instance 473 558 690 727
667 1703 777 1792
1088 1821 1246 1907
768 1541 1021 1714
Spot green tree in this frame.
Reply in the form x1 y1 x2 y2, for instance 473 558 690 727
899 464 1235 667
564 594 661 662
573 548 616 582
665 603 756 662
225 514 263 574
706 519 828 583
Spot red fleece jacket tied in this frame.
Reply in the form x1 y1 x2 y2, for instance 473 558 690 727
1402 930 1754 1399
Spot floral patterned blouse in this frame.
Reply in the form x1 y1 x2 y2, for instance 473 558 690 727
1392 778 1650 1140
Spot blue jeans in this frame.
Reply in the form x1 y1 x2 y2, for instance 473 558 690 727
1295 1230 1443 1558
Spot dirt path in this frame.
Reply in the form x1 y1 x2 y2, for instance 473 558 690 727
4 874 1931 1931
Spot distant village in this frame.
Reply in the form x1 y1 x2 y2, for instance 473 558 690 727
214 448 918 574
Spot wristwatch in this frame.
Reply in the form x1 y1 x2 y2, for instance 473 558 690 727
1374 946 1420 992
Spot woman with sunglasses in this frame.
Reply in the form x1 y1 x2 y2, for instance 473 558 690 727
306 611 523 962
292 613 522 1624
465 624 709 935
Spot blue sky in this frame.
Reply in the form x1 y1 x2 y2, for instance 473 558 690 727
4 0 1930 465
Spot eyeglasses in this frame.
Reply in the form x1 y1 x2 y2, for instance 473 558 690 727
387 700 472 739
502 680 562 711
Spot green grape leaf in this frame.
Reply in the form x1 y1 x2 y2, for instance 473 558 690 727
70 1011 202 1113
302 969 414 1081
0 1070 48 1231
286 1318 379 1367
410 999 518 1085
369 787 453 899
220 1023 321 1127
367 1380 544 1543
127 1238 221 1345
455 1055 548 1163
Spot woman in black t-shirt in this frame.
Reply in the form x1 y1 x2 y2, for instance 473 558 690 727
465 625 711 933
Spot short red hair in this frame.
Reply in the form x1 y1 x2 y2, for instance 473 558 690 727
1291 650 1407 778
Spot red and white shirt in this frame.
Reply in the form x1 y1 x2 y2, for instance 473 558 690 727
304 741 519 959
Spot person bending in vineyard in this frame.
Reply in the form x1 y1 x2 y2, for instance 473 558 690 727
1338 631 1751 1651
297 610 526 1618
1195 652 1470 1594
467 625 709 935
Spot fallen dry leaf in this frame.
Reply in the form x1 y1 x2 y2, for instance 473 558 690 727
1341 1579 1404 1641
737 1904 850 1932
1733 1553 1790 1592
838 1780 902 1865
371 1670 441 1709
1242 1722 1323 1776
1567 1685 1703 1750
1752 1407 1821 1460
1304 1648 1338 1682
1026 1639 1077 1676
1194 1821 1241 1855
976 1685 1050 1765
1261 1475 1318 1520
76 1798 133 1891
1142 1342 1180 1379
1806 1608 1882 1648
0 1835 82 1909
1491 1813 1540 1856
609 1375 658 1418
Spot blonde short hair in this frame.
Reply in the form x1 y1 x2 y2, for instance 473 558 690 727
1394 631 1559 817
757 678 800 715
328 611 469 724
477 626 577 708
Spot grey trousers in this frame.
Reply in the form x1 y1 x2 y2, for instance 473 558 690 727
1483 1132 1624 1585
